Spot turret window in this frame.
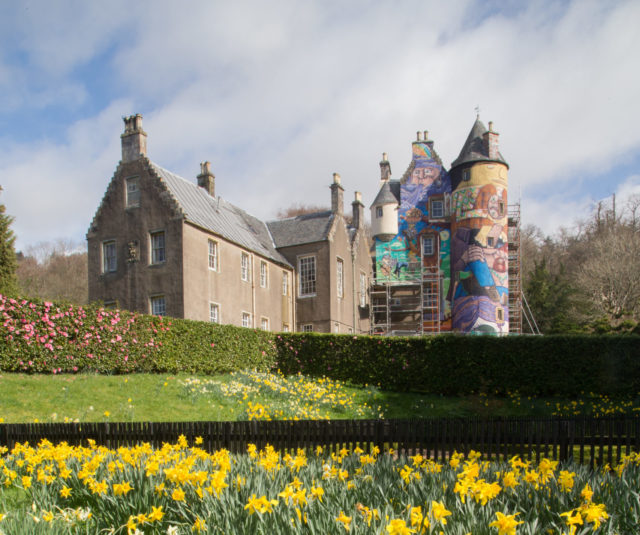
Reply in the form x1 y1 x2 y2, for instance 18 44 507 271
376 206 383 218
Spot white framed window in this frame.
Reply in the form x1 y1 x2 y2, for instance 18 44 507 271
208 240 218 271
102 240 116 273
430 199 444 219
126 176 140 207
150 295 166 316
359 272 367 307
260 261 268 288
260 317 269 331
376 206 383 218
241 253 250 282
336 258 344 298
301 324 313 332
422 236 435 256
282 323 290 332
282 271 288 296
150 231 166 264
242 312 252 328
209 303 220 323
298 255 316 297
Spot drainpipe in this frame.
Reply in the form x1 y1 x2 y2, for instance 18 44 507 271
351 245 357 333
250 253 256 328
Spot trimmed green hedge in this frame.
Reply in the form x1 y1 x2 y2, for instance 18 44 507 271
1 295 639 396
273 333 640 396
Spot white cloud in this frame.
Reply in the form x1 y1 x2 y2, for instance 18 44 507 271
0 0 639 251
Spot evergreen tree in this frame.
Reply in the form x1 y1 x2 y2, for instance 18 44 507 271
0 187 18 295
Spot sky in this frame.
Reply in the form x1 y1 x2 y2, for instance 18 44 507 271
1 0 639 252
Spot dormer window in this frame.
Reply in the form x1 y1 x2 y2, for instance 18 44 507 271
126 177 140 207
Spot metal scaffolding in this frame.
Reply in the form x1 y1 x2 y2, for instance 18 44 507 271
370 240 442 336
507 203 523 334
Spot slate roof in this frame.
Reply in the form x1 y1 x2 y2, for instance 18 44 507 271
148 161 292 268
450 118 508 169
370 179 400 207
266 211 335 248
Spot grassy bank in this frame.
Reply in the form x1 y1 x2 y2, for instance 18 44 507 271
1 371 639 424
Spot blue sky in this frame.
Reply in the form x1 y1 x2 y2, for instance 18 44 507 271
1 0 639 252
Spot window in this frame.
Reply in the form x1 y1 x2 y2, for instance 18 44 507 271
104 300 117 309
102 241 116 273
462 169 470 181
333 322 340 333
261 317 269 331
242 312 252 328
337 258 344 298
498 201 505 217
422 236 435 256
301 324 313 332
241 253 250 282
298 256 316 296
430 199 444 219
496 307 504 322
209 303 219 324
376 206 383 218
208 240 218 271
260 261 268 288
150 295 166 316
359 272 367 307
126 177 140 207
282 271 288 296
487 237 495 248
282 323 290 332
150 231 165 264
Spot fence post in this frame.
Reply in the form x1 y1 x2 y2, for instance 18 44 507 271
559 420 569 462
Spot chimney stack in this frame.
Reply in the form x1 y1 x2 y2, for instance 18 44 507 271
380 152 391 181
351 191 364 229
197 161 215 197
482 120 500 160
330 173 344 215
121 114 147 163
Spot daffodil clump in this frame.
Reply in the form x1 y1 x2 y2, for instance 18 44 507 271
180 370 381 420
1 437 639 534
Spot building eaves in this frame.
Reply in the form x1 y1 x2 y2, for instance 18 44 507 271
266 211 335 249
148 161 292 268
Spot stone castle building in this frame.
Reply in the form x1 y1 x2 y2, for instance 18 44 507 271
369 116 516 336
87 115 371 333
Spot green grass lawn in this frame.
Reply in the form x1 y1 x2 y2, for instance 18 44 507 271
1 370 639 424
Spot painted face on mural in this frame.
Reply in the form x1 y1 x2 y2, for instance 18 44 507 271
411 165 441 186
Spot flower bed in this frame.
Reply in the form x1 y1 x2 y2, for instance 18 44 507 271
0 438 638 534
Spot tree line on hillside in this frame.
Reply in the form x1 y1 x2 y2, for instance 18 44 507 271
0 193 638 334
521 194 640 334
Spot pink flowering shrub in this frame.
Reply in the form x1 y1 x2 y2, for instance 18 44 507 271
0 295 277 375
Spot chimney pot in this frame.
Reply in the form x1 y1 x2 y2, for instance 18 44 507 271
424 130 428 140
333 172 341 185
489 121 494 132
416 131 421 141
382 152 388 162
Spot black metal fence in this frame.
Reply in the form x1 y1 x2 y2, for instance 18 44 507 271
2 416 638 466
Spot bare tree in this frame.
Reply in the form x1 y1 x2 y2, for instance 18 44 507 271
17 239 88 304
276 203 329 219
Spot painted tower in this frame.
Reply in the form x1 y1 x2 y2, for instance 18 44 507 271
370 117 510 336
449 118 509 334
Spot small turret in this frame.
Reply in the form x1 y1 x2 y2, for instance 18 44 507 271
370 154 399 241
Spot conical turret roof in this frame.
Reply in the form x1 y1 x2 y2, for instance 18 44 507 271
450 117 508 170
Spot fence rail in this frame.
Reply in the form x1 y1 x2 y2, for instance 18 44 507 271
2 416 639 466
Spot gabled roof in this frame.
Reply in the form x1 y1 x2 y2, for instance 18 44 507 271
450 117 508 169
148 161 292 268
266 211 335 248
371 179 401 207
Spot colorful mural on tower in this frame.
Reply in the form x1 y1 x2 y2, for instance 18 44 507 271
450 164 509 334
374 141 452 325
